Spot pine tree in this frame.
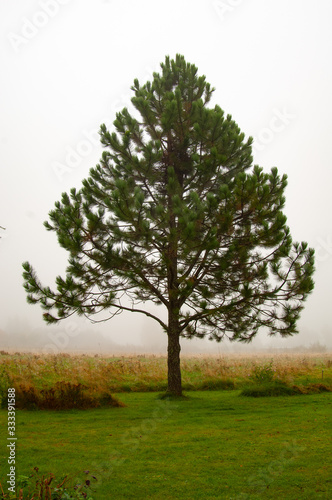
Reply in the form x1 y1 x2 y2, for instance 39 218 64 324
23 55 315 396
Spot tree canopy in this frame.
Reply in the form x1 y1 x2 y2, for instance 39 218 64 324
23 54 315 395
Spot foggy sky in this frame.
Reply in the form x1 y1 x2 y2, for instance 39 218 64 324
1 0 332 354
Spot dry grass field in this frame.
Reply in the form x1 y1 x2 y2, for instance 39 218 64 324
0 350 331 403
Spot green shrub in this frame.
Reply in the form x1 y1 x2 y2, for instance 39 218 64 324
199 378 235 391
241 381 300 397
249 362 276 384
241 380 331 397
1 382 124 410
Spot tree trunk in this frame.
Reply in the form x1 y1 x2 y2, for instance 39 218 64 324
165 135 182 396
167 310 182 396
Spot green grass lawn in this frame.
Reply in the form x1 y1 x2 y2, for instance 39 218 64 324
0 390 331 499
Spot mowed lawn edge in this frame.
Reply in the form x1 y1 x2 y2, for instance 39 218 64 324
0 390 331 499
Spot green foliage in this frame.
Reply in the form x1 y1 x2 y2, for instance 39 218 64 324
22 54 315 342
0 467 96 499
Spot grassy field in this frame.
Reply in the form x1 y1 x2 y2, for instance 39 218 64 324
1 351 331 396
0 391 331 499
0 352 331 499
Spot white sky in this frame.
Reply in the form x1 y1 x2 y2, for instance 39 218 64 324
0 0 331 353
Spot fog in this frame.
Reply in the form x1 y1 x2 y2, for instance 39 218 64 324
1 0 331 355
